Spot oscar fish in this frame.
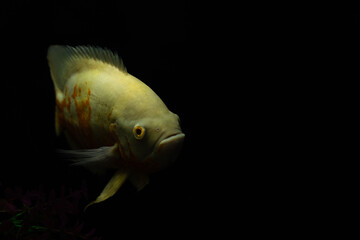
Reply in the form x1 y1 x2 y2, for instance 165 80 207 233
47 45 185 208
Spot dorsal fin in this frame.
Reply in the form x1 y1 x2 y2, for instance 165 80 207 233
47 45 127 90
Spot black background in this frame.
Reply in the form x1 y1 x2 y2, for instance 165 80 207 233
1 1 359 238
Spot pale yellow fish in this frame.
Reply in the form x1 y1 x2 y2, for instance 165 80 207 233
47 45 185 208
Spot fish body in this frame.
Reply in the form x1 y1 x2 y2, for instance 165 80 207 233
48 46 184 207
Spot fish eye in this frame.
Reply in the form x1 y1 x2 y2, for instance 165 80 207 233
133 125 145 140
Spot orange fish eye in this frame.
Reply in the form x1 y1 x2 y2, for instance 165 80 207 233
133 125 145 140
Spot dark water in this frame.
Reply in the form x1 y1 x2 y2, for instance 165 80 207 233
2 2 357 238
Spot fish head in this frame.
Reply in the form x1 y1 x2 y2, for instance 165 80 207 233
116 111 185 173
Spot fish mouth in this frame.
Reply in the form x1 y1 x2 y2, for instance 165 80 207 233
158 133 185 147
148 132 185 170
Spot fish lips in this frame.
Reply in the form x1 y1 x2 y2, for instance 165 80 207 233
152 132 185 170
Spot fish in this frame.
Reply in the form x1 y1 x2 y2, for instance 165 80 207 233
47 45 185 208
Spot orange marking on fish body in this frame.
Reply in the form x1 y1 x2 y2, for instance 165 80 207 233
66 97 71 112
71 84 78 99
56 97 65 109
71 85 92 146
56 83 94 148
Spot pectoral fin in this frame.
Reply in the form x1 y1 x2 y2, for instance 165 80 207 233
85 170 128 210
58 144 119 175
